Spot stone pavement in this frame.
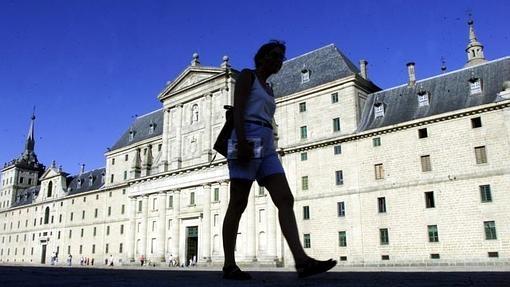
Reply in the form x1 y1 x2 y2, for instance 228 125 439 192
0 264 509 287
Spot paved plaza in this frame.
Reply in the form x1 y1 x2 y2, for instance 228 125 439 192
0 264 509 287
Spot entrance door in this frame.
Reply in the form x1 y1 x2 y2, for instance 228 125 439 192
41 245 47 264
185 226 198 266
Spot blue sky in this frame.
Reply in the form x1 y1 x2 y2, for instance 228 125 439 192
1 0 509 175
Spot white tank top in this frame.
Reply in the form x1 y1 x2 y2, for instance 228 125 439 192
244 74 276 124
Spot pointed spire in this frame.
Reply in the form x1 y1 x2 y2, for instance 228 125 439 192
24 108 36 153
464 16 487 67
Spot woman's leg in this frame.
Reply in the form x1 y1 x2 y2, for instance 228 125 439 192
222 179 253 268
262 173 309 265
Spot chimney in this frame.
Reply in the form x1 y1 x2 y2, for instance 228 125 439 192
407 62 416 86
80 164 85 174
359 59 368 79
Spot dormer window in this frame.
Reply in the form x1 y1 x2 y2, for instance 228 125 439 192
101 172 105 184
301 69 310 84
77 179 82 189
374 103 385 118
88 175 94 186
149 122 156 135
129 129 136 141
469 78 482 95
417 90 430 107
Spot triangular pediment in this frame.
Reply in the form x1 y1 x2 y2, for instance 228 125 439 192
40 167 62 180
159 66 226 100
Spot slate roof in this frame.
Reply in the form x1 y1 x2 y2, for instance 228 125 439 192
269 44 361 98
357 57 510 132
12 186 39 208
66 168 106 196
110 109 164 151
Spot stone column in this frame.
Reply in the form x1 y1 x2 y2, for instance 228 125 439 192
157 191 167 262
202 184 211 262
246 186 256 261
172 105 183 169
266 197 277 260
141 195 149 258
219 181 229 257
203 93 213 161
171 190 181 263
127 197 137 262
159 108 171 172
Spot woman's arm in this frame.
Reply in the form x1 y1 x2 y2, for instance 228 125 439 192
233 69 255 160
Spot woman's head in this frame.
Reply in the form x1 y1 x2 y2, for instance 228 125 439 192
254 40 286 72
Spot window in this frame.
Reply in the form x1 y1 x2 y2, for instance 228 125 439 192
381 255 390 260
338 231 347 247
337 202 345 217
484 221 497 240
430 254 440 259
301 176 309 190
80 228 84 237
92 244 95 254
303 234 311 248
119 243 123 253
81 210 85 220
120 224 124 234
106 226 110 236
138 201 142 212
190 192 195 205
417 92 430 107
105 244 109 254
108 206 111 216
110 174 114 183
374 164 384 180
378 197 386 213
301 69 310 83
374 104 384 118
111 158 115 165
125 154 129 161
121 204 125 214
70 212 74 221
94 208 98 218
258 186 265 196
421 155 432 172
152 221 156 232
168 219 172 230
158 144 162 152
331 92 338 103
428 225 439 242
332 118 341 132
213 188 219 202
299 102 307 113
488 252 499 258
168 196 173 209
418 128 428 138
152 198 157 210
471 117 482 128
124 171 128 180
214 214 219 226
69 229 72 238
480 185 492 202
300 126 308 139
380 228 389 245
373 137 381 147
425 191 435 208
334 145 342 155
300 152 308 161
469 79 482 95
475 146 487 164
93 227 97 236
303 206 310 220
335 170 343 185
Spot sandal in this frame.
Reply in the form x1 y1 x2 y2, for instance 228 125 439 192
222 265 252 280
296 258 337 278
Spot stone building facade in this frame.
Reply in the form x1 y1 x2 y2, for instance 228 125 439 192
1 21 510 267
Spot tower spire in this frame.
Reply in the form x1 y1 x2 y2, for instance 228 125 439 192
464 16 487 67
24 108 36 153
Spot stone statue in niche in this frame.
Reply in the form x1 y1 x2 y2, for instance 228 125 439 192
191 104 199 124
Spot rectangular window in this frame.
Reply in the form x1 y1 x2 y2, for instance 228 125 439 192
480 185 492 202
120 224 124 234
168 219 172 230
428 225 439 242
168 196 173 209
484 221 497 240
470 79 482 95
69 229 72 238
190 192 195 205
421 155 432 172
124 171 128 180
67 246 71 255
378 197 386 213
300 126 308 139
381 255 390 261
337 202 345 217
111 158 115 165
152 221 156 232
152 198 157 210
70 212 74 221
374 164 384 180
110 174 114 183
303 206 310 220
338 231 347 247
373 137 381 147
471 117 482 128
138 201 142 212
106 226 110 236
214 214 219 226
301 176 309 190
121 205 125 214
80 228 84 237
94 208 98 218
213 188 219 202
380 228 389 245
418 128 428 138
92 244 95 254
119 243 123 253
79 245 83 254
300 152 308 161
425 191 435 208
488 252 499 258
304 234 311 248
93 227 96 236
258 186 265 196
105 244 109 254
108 206 111 216
334 145 342 155
125 154 128 161
332 118 341 132
82 210 85 220
430 253 440 259
475 146 487 164
299 102 307 112
331 92 338 103
335 170 343 185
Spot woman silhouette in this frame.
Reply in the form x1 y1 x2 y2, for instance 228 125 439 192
222 41 337 280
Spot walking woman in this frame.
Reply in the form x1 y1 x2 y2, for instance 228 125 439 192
222 41 337 280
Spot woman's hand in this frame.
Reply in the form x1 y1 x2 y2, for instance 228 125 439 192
237 140 254 164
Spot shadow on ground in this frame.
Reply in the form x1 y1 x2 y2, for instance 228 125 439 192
0 266 509 287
